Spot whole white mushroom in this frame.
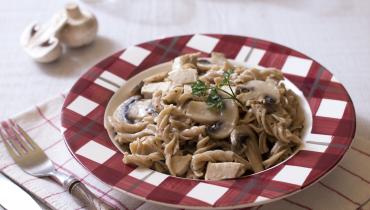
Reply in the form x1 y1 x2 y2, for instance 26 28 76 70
59 3 98 48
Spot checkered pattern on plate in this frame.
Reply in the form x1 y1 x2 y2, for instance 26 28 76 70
61 34 356 209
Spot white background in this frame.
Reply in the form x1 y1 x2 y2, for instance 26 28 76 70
0 0 369 138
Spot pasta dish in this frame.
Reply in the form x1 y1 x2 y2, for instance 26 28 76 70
109 52 304 180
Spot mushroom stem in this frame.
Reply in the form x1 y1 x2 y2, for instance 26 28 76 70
65 3 83 19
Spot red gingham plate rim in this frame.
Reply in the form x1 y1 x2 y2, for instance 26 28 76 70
61 34 356 209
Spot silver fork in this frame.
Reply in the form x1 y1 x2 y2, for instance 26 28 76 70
0 122 115 210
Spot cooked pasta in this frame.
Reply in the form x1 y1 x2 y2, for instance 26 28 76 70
109 52 305 180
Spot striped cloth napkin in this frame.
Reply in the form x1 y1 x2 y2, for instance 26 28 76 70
0 95 369 210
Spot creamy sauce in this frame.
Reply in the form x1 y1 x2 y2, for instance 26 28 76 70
127 99 152 120
113 96 141 123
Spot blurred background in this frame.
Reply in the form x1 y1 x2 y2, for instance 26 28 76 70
0 0 369 137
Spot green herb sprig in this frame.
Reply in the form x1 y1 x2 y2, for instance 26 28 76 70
191 70 243 111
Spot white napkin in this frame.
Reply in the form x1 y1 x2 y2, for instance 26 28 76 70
0 95 369 210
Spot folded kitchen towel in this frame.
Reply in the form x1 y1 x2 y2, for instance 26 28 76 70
0 95 369 210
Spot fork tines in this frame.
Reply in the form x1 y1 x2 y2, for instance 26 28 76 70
0 121 38 157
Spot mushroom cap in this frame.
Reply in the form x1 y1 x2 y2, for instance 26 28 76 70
29 38 62 63
185 101 220 124
207 94 239 139
126 99 152 120
236 80 280 105
113 95 153 124
185 92 239 140
113 95 141 123
20 23 64 63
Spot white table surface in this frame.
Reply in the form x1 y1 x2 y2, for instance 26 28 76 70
0 0 369 138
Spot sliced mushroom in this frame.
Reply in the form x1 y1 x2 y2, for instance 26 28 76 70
207 95 239 139
185 95 239 140
236 80 280 105
205 162 246 180
113 95 152 123
230 125 264 173
126 99 153 120
20 12 67 63
185 101 219 124
110 95 154 133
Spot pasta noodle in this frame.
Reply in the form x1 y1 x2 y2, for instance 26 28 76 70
109 52 304 180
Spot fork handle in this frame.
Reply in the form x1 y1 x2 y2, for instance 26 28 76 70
66 178 115 210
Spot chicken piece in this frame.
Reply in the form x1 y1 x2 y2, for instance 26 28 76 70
141 81 171 98
172 53 199 72
205 162 246 180
168 68 198 85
